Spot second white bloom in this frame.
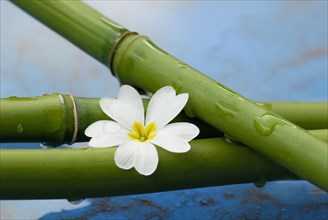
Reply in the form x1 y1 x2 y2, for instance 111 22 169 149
85 85 199 176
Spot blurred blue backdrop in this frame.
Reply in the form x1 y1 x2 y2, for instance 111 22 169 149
1 0 327 219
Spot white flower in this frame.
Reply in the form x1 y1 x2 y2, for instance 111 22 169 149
85 85 199 176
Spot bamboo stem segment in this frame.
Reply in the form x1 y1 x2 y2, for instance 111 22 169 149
0 138 299 200
111 35 328 191
1 94 326 145
0 94 70 146
0 94 221 144
8 0 328 191
258 102 328 130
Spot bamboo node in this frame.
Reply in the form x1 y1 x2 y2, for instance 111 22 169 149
108 31 138 77
67 94 78 145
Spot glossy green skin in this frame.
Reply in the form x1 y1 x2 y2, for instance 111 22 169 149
258 102 328 130
112 35 328 191
1 95 326 145
8 0 328 192
0 94 221 144
0 94 69 145
11 0 128 65
0 138 298 200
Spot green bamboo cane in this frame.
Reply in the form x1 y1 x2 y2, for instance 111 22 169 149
10 1 328 191
257 102 328 130
0 138 300 200
112 34 328 192
1 94 326 145
0 94 220 145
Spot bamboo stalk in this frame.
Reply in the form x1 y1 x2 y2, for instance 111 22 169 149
0 138 299 200
10 0 328 191
1 94 326 145
112 35 328 191
0 94 220 145
258 102 328 130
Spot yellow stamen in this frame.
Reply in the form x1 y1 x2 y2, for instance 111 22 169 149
128 122 157 142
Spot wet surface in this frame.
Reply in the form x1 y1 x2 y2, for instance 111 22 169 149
1 0 327 219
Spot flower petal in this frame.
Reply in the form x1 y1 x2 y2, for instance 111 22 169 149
151 122 199 153
100 85 144 130
88 128 130 148
146 86 188 130
134 142 159 176
114 142 138 170
85 120 121 137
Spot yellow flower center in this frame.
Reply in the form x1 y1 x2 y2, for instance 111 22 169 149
128 122 157 142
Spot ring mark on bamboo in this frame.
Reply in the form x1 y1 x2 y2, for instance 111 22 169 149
58 94 65 105
108 31 138 76
68 94 78 145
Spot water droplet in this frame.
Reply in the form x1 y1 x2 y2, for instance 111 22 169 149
196 76 201 84
100 17 124 29
214 101 240 117
67 198 84 205
184 104 195 118
216 82 237 97
8 96 18 100
40 143 56 149
177 62 191 70
17 124 24 133
253 113 297 136
224 134 242 145
137 52 147 60
146 41 169 56
254 175 267 188
253 117 273 136
257 102 272 110
215 103 227 116
172 79 183 93
214 103 233 117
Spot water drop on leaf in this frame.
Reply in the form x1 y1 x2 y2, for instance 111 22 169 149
254 175 267 188
177 62 191 70
17 124 24 133
253 116 274 136
224 134 242 145
67 198 85 205
184 104 195 118
257 102 272 110
253 113 297 136
214 101 240 117
40 143 56 149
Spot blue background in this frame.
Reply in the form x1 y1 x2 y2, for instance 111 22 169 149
1 0 327 219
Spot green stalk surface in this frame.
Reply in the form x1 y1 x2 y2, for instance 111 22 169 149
258 102 328 130
0 138 299 200
112 35 328 191
10 0 328 191
1 94 326 145
0 94 220 145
